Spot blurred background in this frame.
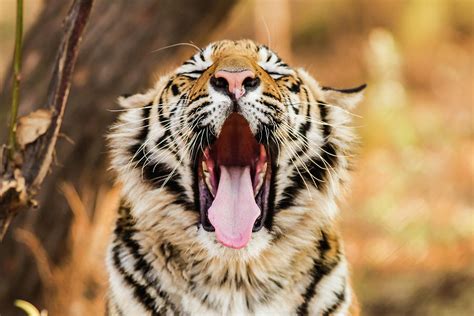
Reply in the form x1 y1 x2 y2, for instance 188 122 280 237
0 0 472 315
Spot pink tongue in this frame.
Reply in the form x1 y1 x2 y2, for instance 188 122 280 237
207 166 260 249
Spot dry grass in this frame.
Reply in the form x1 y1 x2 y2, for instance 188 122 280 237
15 184 120 315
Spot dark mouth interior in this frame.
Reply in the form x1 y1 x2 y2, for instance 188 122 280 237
197 113 271 233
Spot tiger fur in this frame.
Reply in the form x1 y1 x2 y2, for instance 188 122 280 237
106 39 364 315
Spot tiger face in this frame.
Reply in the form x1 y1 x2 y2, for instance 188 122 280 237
109 39 364 260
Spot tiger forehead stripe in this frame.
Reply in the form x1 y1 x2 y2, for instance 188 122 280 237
107 39 364 315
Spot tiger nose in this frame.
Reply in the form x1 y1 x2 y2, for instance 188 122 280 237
211 70 260 100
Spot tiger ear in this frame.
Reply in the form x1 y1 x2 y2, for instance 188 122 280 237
322 84 366 109
117 75 170 108
117 92 155 109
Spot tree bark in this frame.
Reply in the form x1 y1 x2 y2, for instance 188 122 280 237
1 0 94 239
0 0 237 313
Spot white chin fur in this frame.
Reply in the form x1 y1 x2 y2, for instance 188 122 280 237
196 227 272 261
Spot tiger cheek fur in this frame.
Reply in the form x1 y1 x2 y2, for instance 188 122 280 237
106 39 364 315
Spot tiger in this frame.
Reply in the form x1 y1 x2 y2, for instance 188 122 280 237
106 39 365 315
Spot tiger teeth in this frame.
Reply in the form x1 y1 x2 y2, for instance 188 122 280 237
254 162 267 196
202 161 215 197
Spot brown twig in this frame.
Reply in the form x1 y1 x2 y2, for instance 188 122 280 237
0 0 94 240
8 0 23 159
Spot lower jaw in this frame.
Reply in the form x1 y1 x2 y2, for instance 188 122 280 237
196 162 272 249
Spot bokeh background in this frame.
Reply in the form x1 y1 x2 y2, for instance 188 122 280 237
0 0 473 315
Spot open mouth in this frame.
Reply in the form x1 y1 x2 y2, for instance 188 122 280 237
197 113 272 249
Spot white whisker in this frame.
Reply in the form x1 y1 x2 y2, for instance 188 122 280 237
150 42 202 54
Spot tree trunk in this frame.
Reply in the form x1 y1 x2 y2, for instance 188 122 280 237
0 0 237 314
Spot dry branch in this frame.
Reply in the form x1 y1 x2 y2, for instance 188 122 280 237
8 0 23 158
0 0 94 240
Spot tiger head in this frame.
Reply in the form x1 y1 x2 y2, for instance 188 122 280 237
109 39 364 260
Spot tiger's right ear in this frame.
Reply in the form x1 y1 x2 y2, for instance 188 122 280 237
117 91 156 109
117 76 169 109
321 84 367 110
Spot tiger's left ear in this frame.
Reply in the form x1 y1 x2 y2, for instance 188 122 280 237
322 84 367 109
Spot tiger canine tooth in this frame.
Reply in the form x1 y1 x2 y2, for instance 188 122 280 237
254 162 267 196
202 161 215 197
